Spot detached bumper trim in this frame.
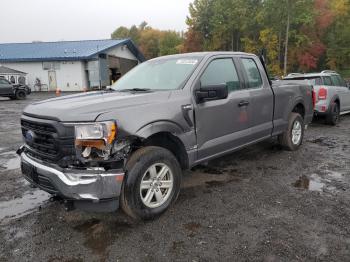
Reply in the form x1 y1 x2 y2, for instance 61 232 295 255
21 152 124 201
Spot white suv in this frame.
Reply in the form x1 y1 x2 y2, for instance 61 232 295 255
284 70 350 125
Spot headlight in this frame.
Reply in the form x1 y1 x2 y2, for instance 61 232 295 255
75 121 117 159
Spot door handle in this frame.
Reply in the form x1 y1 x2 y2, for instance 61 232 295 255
238 100 249 107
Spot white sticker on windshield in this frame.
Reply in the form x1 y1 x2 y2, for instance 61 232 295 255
176 59 198 65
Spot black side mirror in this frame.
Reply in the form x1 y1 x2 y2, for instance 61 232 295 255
196 83 228 103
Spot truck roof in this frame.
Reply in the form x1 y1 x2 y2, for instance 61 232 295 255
148 51 258 61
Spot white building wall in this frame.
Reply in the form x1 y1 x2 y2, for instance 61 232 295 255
0 45 139 91
106 45 138 61
1 61 86 91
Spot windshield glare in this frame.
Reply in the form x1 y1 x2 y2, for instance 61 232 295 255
111 57 200 91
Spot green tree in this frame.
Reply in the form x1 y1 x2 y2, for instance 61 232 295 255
325 0 350 74
111 26 130 39
159 31 183 56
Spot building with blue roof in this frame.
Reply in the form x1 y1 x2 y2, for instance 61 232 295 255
0 39 145 91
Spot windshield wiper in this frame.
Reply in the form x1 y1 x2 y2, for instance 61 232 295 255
118 88 153 92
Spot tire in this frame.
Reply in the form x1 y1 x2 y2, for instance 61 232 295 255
326 102 340 126
278 112 304 151
15 90 26 100
121 146 182 220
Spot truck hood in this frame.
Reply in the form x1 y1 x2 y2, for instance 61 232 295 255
23 91 171 122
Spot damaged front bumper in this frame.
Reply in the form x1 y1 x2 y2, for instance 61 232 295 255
19 150 125 212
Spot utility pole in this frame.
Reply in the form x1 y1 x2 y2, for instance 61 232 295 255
283 0 290 76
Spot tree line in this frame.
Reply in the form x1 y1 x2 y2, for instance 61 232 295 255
111 0 350 77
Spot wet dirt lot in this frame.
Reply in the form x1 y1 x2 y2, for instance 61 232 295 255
0 93 350 261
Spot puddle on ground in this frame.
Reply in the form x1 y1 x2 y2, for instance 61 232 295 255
0 189 50 221
0 151 20 171
294 171 346 192
294 174 325 192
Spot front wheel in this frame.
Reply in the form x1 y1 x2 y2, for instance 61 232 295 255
15 90 26 100
121 146 182 220
278 113 304 151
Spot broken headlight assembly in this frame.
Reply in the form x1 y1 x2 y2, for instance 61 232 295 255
75 121 117 161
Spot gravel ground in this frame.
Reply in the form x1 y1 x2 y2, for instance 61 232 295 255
0 93 350 262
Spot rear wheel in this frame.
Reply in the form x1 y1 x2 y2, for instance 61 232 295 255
15 90 26 100
326 102 340 126
278 113 304 151
121 146 182 220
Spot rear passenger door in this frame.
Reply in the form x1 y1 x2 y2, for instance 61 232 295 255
239 57 274 140
194 56 252 161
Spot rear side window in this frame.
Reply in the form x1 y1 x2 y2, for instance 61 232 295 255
323 76 332 86
201 58 240 92
330 75 341 86
241 58 263 88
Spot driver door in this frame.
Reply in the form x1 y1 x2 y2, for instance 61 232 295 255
0 79 13 95
194 57 252 162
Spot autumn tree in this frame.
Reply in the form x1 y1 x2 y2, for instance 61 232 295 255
111 23 183 59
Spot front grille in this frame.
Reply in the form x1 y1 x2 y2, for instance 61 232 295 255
21 120 56 133
21 116 75 164
21 119 59 158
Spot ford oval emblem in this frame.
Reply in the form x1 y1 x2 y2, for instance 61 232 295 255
25 130 35 145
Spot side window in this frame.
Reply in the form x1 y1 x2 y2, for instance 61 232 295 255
200 58 240 92
0 79 9 85
314 77 322 85
323 76 332 86
241 58 263 88
337 75 346 87
330 75 341 86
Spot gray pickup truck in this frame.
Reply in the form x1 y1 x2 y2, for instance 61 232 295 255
18 52 314 220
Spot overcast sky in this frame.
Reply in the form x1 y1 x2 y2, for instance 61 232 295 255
1 0 193 43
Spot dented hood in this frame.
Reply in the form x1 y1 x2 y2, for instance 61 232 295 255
23 91 170 122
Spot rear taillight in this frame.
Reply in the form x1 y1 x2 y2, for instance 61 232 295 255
312 89 316 108
318 87 327 100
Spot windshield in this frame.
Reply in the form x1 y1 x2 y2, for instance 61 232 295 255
111 57 201 91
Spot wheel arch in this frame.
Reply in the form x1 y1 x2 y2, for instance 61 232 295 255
138 131 189 170
291 99 305 119
331 95 340 109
